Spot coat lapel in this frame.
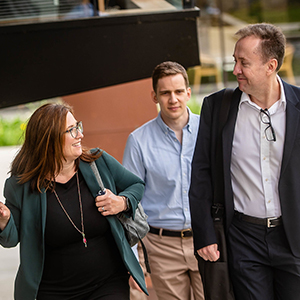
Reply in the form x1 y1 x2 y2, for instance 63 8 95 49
40 189 47 234
222 88 241 176
221 88 241 228
221 83 300 177
280 83 300 176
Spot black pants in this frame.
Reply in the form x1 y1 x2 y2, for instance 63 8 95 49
37 273 130 300
228 215 300 300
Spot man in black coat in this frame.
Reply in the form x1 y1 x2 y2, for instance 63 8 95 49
189 23 300 300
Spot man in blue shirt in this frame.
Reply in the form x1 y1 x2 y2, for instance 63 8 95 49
123 61 204 299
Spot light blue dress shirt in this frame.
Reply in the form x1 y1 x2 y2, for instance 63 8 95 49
123 108 200 230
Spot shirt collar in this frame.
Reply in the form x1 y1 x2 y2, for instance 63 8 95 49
156 107 193 134
239 75 286 113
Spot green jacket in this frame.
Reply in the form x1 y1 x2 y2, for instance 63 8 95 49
0 150 148 299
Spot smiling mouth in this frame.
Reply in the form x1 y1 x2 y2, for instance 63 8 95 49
73 141 81 147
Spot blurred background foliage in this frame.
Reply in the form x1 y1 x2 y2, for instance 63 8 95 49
0 118 26 146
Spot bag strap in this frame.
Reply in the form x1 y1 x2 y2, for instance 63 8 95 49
89 161 151 274
213 88 234 206
90 160 106 194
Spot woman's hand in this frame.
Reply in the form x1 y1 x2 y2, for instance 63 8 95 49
0 202 11 231
95 189 127 216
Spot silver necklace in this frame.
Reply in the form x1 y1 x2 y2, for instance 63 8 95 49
53 172 87 248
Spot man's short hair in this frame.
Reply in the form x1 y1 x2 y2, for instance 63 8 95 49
235 23 286 71
152 61 189 93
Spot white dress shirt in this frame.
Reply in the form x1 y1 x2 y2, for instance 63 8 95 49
231 77 286 218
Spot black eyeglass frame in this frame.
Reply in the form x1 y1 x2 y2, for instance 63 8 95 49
64 121 83 139
260 109 276 142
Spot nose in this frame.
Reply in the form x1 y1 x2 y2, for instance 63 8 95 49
77 130 84 139
169 92 177 103
233 62 241 76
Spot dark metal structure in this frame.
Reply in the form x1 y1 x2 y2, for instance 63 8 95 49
0 8 200 108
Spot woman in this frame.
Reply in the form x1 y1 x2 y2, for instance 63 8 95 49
0 103 147 300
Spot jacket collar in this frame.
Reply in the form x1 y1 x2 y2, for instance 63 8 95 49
221 83 300 178
280 81 300 175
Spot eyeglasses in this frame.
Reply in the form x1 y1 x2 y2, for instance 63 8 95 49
260 109 276 142
64 121 83 139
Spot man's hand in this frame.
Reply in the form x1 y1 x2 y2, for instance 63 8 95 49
197 243 220 262
0 202 10 231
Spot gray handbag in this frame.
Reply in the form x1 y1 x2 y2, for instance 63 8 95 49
116 202 150 247
90 161 150 247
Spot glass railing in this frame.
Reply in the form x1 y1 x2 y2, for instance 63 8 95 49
0 0 196 26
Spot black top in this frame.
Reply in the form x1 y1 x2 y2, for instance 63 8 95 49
37 171 127 299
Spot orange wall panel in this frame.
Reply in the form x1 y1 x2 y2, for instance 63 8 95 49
63 78 158 162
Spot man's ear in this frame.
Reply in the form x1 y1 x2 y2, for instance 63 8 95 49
267 58 278 75
187 87 192 101
151 90 158 104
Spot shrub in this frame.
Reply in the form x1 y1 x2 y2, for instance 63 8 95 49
188 95 201 115
0 118 26 146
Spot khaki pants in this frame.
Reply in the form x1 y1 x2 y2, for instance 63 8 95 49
130 242 149 300
143 231 204 300
130 288 148 300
